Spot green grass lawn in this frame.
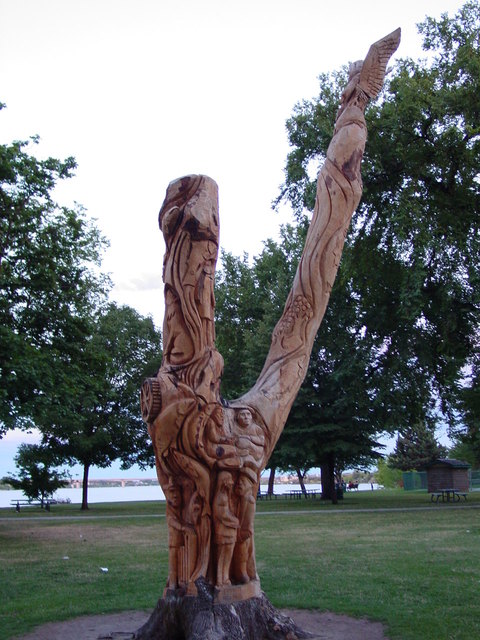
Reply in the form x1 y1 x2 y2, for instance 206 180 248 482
1 490 479 639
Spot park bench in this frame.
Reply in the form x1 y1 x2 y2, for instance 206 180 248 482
11 499 57 511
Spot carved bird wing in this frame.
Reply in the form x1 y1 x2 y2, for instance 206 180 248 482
358 28 401 99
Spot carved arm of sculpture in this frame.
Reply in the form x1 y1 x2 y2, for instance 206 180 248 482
237 28 401 457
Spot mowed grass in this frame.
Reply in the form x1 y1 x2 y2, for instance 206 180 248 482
1 491 479 640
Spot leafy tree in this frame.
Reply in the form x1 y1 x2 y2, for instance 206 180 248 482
215 252 261 398
388 421 447 471
0 104 109 434
275 1 480 441
215 224 385 502
450 351 480 467
447 438 479 468
2 443 69 506
374 458 403 489
0 105 164 509
216 2 480 499
36 303 162 510
215 224 303 401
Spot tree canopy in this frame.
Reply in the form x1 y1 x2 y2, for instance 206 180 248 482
0 105 109 434
2 443 69 506
276 1 480 437
1 105 163 507
215 1 480 490
388 421 447 471
36 303 162 509
215 224 386 498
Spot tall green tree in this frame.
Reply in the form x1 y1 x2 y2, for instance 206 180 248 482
0 104 109 434
215 224 385 500
36 303 162 510
276 1 480 439
2 443 69 507
0 106 163 509
216 2 480 497
450 352 480 467
374 458 403 489
215 225 302 401
388 421 447 471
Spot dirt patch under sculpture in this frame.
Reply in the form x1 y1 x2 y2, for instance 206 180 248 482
14 608 389 640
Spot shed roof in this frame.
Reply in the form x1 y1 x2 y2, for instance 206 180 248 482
425 458 471 469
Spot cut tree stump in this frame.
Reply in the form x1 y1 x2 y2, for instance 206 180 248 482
133 579 313 640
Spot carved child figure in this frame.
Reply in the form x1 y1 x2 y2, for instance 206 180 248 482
213 471 240 586
203 404 239 469
184 491 201 582
233 474 257 584
165 481 194 589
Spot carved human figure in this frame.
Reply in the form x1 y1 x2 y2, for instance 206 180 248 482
202 404 239 469
233 474 257 583
234 408 265 470
184 491 201 581
165 481 192 589
213 471 240 586
140 29 401 604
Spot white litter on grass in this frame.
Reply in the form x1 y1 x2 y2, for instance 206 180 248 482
62 556 69 560
100 567 109 573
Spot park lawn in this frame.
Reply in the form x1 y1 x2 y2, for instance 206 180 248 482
0 491 479 640
2 487 479 519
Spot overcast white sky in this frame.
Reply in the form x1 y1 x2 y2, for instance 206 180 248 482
0 0 464 478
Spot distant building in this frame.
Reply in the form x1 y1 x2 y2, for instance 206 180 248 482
425 459 470 493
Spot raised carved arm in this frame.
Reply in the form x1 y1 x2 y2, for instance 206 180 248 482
237 28 401 457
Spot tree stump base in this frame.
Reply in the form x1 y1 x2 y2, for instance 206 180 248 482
134 579 313 640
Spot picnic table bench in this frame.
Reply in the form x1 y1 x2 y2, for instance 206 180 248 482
284 489 321 499
11 498 57 511
430 489 468 503
256 492 279 500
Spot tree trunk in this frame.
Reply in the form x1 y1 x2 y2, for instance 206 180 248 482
81 463 90 510
320 463 330 500
267 467 276 496
329 453 338 505
321 457 337 504
296 467 307 496
133 578 312 640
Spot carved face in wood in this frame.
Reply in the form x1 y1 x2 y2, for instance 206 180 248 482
166 484 182 509
236 409 253 429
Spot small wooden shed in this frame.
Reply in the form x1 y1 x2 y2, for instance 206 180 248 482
425 458 470 493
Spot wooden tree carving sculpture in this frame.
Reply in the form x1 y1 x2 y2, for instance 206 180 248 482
138 28 400 640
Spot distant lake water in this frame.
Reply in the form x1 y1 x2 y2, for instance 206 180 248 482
0 482 379 509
